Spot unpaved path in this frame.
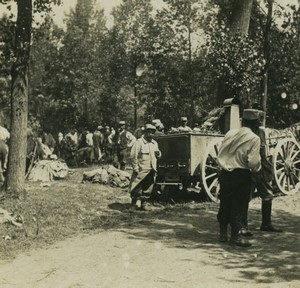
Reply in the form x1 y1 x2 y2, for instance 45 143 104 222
0 193 299 288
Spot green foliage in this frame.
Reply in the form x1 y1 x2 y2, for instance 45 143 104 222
266 3 300 127
2 0 300 133
206 26 265 101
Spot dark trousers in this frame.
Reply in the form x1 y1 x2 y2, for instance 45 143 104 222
130 169 155 200
117 147 127 170
242 155 274 227
217 169 251 238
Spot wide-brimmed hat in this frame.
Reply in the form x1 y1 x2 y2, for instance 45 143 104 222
242 109 259 120
119 121 126 125
181 116 188 121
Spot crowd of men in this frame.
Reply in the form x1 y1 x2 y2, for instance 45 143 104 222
24 116 200 169
1 112 283 248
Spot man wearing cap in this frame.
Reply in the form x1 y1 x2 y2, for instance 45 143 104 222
241 109 282 236
152 119 164 137
115 121 136 170
178 117 192 132
217 109 261 247
129 124 161 211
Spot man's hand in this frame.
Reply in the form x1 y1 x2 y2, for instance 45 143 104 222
155 150 161 158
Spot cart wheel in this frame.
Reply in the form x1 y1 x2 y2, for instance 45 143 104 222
201 139 222 203
273 138 300 195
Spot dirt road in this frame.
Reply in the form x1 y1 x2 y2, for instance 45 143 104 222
0 192 299 288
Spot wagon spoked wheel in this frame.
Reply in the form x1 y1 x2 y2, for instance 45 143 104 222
201 139 223 203
273 138 300 195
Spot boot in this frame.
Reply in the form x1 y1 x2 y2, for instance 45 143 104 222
140 200 148 211
128 198 138 211
219 224 228 242
230 226 251 247
260 200 283 233
239 226 253 237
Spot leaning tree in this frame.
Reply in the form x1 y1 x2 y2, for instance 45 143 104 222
1 0 61 197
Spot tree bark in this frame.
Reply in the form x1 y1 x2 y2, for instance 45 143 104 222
229 0 254 36
217 0 254 105
260 0 273 126
4 0 32 196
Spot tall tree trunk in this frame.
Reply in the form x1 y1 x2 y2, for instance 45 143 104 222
217 0 254 105
260 0 273 126
4 0 32 196
230 0 254 36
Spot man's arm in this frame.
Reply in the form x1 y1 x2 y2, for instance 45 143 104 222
248 137 261 172
130 140 140 172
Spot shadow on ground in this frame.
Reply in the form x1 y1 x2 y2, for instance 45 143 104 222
96 193 300 285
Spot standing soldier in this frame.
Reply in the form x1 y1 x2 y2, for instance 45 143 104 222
106 127 116 164
217 109 261 247
129 124 161 211
93 126 104 164
241 109 282 236
115 121 136 170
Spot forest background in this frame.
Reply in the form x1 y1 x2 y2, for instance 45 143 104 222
0 0 300 133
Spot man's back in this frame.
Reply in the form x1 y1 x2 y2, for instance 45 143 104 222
217 127 261 172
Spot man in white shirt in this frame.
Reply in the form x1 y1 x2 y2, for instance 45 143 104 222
217 109 261 247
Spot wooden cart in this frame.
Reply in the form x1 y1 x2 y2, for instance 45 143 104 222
156 103 300 202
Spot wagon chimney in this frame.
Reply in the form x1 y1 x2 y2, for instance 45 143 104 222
222 98 241 133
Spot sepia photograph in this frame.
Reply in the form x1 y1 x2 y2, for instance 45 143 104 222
0 0 299 287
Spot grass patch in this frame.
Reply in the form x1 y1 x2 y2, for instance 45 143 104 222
0 167 213 260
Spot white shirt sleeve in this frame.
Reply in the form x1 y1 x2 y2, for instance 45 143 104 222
248 137 261 172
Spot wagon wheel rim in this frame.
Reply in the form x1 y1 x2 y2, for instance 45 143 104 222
201 139 222 203
273 138 300 195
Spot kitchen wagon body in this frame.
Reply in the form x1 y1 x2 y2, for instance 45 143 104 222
155 101 300 203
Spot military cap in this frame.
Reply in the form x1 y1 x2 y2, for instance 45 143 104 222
242 109 259 120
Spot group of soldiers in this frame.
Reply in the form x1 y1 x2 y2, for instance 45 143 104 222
1 115 197 181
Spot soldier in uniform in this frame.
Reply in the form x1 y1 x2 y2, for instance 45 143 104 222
241 109 282 237
93 126 104 163
177 117 192 132
129 124 161 211
115 121 136 170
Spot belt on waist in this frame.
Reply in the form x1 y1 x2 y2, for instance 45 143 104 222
221 168 250 174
